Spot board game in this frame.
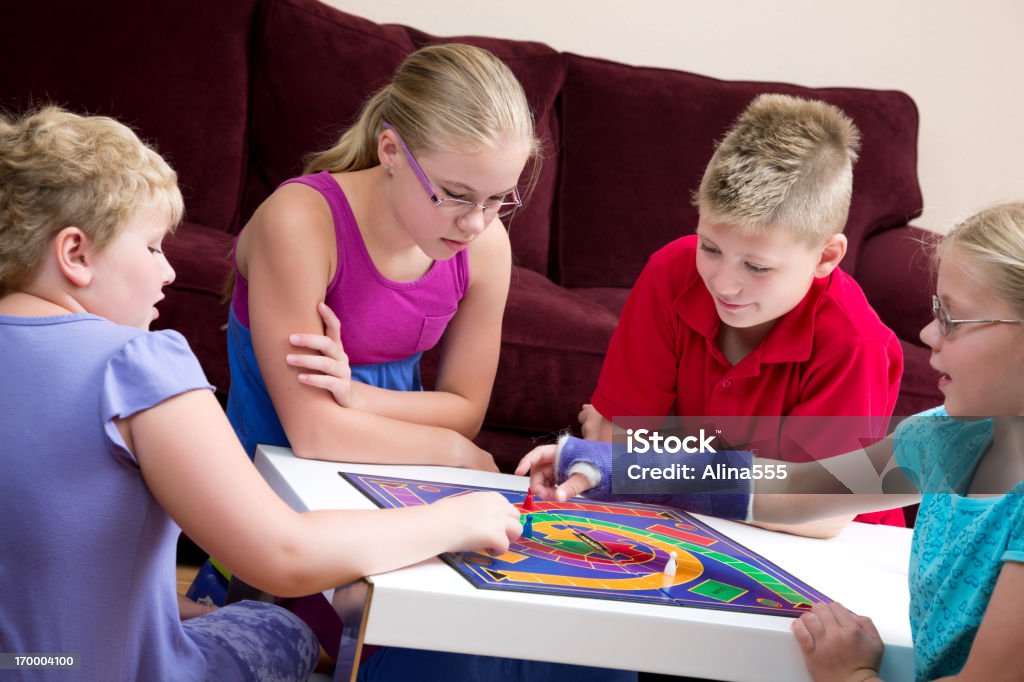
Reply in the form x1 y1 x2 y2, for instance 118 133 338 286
341 472 829 618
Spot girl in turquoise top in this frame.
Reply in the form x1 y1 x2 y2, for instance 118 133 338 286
783 202 1024 681
520 201 1024 681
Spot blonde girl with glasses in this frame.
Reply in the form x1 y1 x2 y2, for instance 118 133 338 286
222 44 633 680
226 43 537 470
787 201 1024 681
521 201 1024 681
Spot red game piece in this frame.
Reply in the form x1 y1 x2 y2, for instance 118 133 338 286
523 487 536 511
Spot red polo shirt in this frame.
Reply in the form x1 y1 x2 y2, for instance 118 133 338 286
591 235 905 525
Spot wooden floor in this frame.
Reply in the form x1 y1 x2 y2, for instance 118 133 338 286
176 564 201 597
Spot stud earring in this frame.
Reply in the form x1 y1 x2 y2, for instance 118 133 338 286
384 166 393 176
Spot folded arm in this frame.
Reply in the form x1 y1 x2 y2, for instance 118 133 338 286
334 219 511 437
241 185 498 469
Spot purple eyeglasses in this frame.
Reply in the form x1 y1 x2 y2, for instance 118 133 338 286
382 122 521 220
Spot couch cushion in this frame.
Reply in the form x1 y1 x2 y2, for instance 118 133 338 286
0 0 255 234
421 267 617 434
242 0 416 224
570 287 631 318
489 268 618 432
857 225 938 343
557 53 923 289
402 28 566 275
152 222 235 393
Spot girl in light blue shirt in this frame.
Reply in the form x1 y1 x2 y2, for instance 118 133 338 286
0 106 528 682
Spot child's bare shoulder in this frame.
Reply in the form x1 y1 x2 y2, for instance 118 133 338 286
245 183 334 254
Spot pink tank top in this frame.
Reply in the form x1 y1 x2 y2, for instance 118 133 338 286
231 171 469 364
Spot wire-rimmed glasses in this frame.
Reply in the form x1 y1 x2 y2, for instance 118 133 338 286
931 294 1024 337
382 122 521 220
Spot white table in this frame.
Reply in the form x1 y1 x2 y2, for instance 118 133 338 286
255 445 915 682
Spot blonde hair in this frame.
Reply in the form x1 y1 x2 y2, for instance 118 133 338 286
304 43 540 177
936 201 1024 318
0 107 183 296
696 94 861 244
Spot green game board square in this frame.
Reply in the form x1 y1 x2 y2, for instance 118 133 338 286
689 579 747 603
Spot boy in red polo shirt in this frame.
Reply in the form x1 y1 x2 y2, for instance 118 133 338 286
579 94 904 529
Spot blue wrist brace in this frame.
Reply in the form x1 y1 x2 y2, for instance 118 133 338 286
556 435 753 521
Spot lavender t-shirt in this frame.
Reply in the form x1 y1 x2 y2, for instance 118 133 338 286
0 314 227 680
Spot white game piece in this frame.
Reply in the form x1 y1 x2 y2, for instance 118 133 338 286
664 551 677 577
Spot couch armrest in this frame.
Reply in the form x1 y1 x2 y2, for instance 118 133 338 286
855 225 939 345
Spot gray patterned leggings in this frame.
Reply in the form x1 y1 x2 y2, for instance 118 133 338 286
184 600 319 681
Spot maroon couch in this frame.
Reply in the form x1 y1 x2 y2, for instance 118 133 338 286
2 0 941 470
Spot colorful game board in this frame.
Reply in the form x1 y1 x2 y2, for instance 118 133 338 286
341 473 829 618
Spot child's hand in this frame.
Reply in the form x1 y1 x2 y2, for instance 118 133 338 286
451 436 499 473
578 403 603 440
433 491 523 555
287 302 355 408
515 444 595 502
792 601 883 682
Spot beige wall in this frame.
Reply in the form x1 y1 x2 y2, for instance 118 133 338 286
325 0 1024 233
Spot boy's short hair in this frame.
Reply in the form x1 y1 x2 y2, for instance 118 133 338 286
0 106 183 296
695 94 861 244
